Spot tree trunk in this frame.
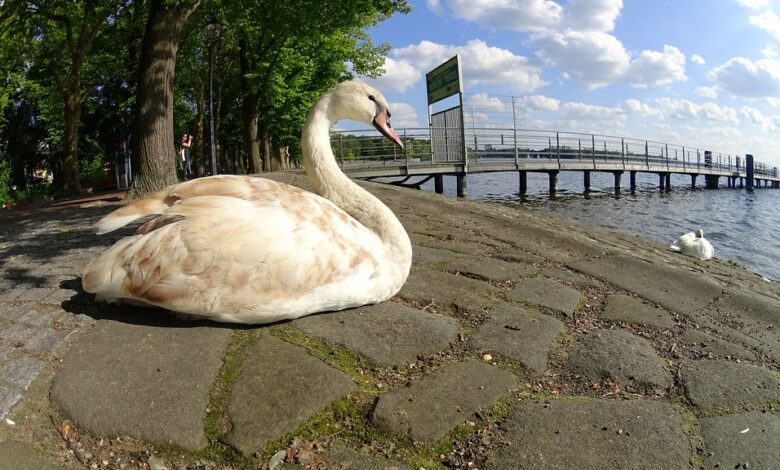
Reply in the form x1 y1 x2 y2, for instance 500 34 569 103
238 36 262 174
194 81 206 177
259 126 272 173
127 0 199 199
62 87 83 194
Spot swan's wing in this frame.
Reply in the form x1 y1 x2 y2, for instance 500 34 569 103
96 176 303 234
83 193 384 323
670 231 695 251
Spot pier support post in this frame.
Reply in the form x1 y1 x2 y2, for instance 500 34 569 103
691 174 697 189
519 171 527 195
705 175 719 189
613 171 622 193
548 171 559 196
665 173 671 191
658 173 665 191
434 175 444 194
739 177 744 188
583 171 591 192
456 174 467 198
629 171 636 191
746 154 754 190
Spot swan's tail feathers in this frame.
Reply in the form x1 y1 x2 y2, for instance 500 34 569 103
96 194 173 234
669 244 681 252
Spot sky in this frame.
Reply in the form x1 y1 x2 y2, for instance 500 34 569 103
356 0 780 167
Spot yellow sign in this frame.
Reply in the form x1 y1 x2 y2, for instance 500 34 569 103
426 56 461 105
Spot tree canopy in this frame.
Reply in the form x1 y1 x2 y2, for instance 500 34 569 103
0 0 409 202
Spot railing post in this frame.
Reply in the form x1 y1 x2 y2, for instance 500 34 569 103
621 137 625 169
645 141 649 169
339 133 345 169
592 134 596 169
548 137 552 162
603 141 607 162
665 143 669 171
556 132 561 168
512 97 519 167
578 139 582 161
682 146 686 171
404 129 409 172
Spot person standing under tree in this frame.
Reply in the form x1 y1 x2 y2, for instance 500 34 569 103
180 133 193 180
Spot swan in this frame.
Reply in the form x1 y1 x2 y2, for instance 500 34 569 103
81 81 412 324
670 229 714 260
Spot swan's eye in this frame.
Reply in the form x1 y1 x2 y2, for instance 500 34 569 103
368 95 376 102
387 110 392 118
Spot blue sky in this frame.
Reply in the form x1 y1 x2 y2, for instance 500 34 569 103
357 0 780 166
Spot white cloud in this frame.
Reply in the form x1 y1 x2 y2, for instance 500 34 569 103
389 102 421 128
656 98 740 124
363 57 422 93
532 31 629 88
740 106 777 131
625 45 687 87
393 39 547 92
737 0 769 9
695 86 719 98
563 0 623 32
708 57 780 97
521 95 561 112
433 0 563 32
750 10 780 41
691 54 706 65
621 99 661 117
762 43 778 58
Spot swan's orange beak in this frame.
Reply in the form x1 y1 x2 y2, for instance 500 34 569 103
373 110 404 149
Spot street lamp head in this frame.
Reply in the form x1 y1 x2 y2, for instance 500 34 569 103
204 20 222 44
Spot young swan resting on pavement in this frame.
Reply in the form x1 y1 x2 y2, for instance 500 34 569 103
670 229 714 260
82 81 412 324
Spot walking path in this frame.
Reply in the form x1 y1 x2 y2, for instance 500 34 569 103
0 172 778 469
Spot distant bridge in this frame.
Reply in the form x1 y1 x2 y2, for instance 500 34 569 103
333 126 779 197
332 93 779 197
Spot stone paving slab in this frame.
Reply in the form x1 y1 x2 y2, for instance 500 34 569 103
0 385 21 419
505 277 582 317
0 356 45 391
0 440 64 470
540 266 602 287
278 445 413 470
484 399 690 470
700 412 780 470
567 329 672 392
470 303 564 374
680 359 779 408
409 233 491 256
223 335 356 455
293 302 459 367
51 318 232 450
568 254 723 314
679 330 758 361
602 294 677 329
371 360 517 442
411 245 461 265
398 269 497 312
439 255 535 282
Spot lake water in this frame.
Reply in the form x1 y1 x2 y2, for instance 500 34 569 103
419 171 780 280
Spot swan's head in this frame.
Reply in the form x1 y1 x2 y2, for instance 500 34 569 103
696 229 704 238
328 81 403 149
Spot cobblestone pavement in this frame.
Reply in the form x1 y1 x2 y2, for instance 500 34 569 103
0 175 779 470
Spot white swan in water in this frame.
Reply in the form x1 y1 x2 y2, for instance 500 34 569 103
670 229 714 260
82 82 412 324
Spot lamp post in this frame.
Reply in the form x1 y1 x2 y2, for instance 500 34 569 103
204 20 221 176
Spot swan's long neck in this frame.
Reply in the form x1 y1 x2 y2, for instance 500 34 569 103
301 95 412 267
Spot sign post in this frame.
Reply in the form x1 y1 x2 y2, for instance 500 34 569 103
426 55 468 188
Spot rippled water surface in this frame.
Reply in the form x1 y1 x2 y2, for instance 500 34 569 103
419 171 780 280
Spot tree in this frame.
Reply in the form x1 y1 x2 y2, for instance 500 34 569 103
126 0 199 199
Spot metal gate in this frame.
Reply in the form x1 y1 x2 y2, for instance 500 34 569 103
430 105 463 163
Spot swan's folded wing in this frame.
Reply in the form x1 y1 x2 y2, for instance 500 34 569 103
83 194 383 321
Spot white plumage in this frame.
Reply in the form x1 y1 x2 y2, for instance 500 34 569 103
82 82 412 324
670 229 714 260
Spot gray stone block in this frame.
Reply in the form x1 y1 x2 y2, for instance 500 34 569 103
470 303 564 373
602 294 676 329
505 278 583 316
23 328 72 353
223 335 356 455
51 320 232 450
568 255 722 315
0 384 21 419
294 302 459 367
567 329 671 392
680 330 757 361
680 359 779 408
485 399 689 470
439 255 535 282
0 440 65 470
398 269 497 312
700 412 780 469
0 356 45 390
371 360 517 442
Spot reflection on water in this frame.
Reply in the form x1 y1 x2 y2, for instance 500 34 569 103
418 171 780 280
